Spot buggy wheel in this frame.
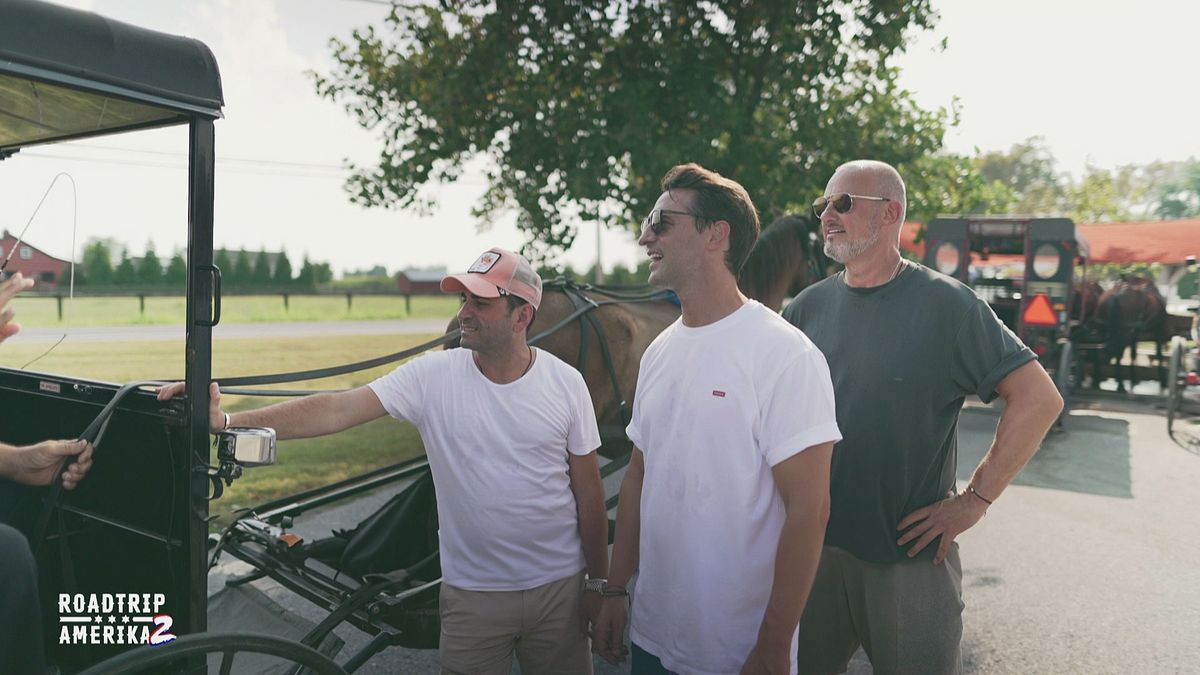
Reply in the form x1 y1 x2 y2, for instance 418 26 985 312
76 632 346 675
1055 341 1074 427
1167 336 1186 436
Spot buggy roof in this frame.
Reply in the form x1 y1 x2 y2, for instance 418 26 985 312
0 0 224 154
923 217 1091 260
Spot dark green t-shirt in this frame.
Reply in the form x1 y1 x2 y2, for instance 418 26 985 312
782 261 1034 563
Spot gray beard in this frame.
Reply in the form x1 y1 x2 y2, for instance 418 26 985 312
824 224 881 264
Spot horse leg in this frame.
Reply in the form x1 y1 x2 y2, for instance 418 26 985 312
1125 337 1140 392
1123 338 1132 391
1114 341 1128 394
1127 340 1136 391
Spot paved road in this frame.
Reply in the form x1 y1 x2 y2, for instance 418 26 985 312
207 398 1199 674
7 319 451 343
944 402 1200 674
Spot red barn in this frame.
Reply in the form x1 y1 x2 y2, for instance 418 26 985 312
0 230 71 289
395 269 446 295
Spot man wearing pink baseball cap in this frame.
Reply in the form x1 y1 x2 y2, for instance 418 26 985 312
159 247 607 674
438 247 544 312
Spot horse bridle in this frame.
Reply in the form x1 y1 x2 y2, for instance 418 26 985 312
543 279 676 436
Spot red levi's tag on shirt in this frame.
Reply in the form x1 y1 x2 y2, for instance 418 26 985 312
712 390 726 397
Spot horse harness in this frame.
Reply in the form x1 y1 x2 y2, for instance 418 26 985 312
529 279 676 442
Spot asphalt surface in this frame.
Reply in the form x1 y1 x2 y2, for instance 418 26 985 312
204 395 1200 674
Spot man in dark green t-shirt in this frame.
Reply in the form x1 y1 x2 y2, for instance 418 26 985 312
783 160 1063 674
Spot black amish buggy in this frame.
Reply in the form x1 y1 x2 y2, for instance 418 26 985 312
921 216 1090 421
1166 298 1200 437
0 1 493 673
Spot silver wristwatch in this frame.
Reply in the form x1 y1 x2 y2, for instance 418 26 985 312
583 577 607 593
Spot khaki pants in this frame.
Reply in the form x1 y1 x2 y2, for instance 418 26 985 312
439 570 592 675
798 545 964 675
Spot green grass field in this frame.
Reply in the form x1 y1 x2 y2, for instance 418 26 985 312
0 333 437 528
11 294 460 327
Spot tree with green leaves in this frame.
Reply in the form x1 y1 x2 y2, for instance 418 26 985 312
297 257 334 288
969 139 1179 224
297 256 315 289
80 239 114 286
232 249 253 286
974 137 1065 216
313 261 333 285
1155 159 1200 219
273 250 294 286
165 250 186 286
113 251 137 286
1063 166 1126 224
606 262 642 285
252 249 273 285
139 241 163 285
214 249 234 286
316 0 951 260
902 153 1016 226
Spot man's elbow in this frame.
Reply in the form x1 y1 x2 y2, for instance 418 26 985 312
1049 387 1065 416
1002 364 1065 420
1037 377 1065 419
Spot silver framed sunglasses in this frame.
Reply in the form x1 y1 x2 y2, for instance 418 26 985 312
811 193 891 219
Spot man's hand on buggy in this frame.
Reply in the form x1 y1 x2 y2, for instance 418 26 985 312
0 440 94 489
157 381 226 433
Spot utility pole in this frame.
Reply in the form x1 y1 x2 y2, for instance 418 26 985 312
594 220 603 284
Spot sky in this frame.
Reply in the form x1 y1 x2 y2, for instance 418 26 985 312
2 0 1197 277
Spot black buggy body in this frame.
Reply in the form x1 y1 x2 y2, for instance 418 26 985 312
1 0 222 669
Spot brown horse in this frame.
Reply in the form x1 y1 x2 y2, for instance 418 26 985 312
1071 280 1103 324
1085 277 1168 392
446 213 826 458
738 213 828 312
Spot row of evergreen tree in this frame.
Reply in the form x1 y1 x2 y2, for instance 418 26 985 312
75 240 333 289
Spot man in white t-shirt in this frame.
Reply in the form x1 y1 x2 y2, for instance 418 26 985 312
591 164 841 675
158 248 609 674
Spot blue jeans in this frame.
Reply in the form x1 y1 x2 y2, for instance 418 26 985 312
631 642 678 675
0 524 44 675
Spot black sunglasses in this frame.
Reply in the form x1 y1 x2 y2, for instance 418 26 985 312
811 193 891 219
641 208 707 236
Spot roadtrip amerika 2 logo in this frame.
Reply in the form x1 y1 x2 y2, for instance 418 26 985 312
58 593 177 646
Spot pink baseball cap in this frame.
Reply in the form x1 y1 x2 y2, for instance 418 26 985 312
440 247 543 309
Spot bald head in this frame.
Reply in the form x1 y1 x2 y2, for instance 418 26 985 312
832 160 907 224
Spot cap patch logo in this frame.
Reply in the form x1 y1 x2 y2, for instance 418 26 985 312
468 251 500 274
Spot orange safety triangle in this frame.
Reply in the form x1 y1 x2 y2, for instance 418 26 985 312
1023 294 1057 326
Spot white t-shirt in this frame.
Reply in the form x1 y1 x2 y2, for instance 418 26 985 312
626 301 841 675
368 347 601 591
